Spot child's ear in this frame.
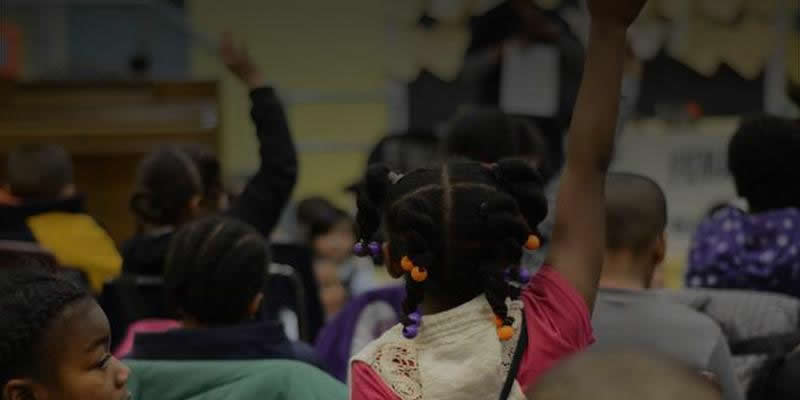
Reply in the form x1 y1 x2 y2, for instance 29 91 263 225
383 243 404 279
4 379 41 400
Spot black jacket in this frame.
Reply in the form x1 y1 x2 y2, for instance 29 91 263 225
121 87 298 275
129 320 322 369
0 195 85 242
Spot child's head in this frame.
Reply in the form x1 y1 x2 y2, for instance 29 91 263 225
296 197 355 263
164 216 268 327
602 172 668 287
0 265 130 400
131 144 226 228
356 159 547 338
443 108 551 179
365 129 440 174
5 144 75 200
131 146 203 227
728 115 800 213
181 144 228 214
527 350 721 400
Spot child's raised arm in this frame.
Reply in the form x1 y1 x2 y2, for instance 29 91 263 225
219 32 299 238
545 0 647 311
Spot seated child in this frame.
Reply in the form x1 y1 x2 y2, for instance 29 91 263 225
128 216 320 367
122 33 297 276
0 144 121 293
592 173 742 400
528 350 722 400
297 196 378 299
348 1 648 396
687 116 800 298
0 263 131 400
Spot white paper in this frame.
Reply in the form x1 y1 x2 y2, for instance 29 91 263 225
500 43 560 117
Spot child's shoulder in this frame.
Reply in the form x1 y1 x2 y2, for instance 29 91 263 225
350 323 424 400
351 322 408 366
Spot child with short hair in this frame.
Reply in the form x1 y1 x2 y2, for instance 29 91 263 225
0 264 131 400
593 173 743 400
0 144 122 293
348 0 648 398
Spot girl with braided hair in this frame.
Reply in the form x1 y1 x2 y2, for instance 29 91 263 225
348 0 647 398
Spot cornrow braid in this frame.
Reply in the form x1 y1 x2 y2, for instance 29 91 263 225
354 160 547 341
164 216 269 326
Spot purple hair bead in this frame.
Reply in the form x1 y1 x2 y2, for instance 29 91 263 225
402 324 419 339
518 268 532 284
353 241 367 257
408 311 421 324
368 241 381 257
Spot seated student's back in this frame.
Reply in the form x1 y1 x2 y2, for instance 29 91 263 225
591 173 743 400
0 144 121 293
128 216 320 368
122 36 298 277
527 350 722 400
687 116 800 298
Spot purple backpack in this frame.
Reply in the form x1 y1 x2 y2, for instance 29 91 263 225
314 286 405 381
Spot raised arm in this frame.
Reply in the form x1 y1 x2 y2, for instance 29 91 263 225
220 32 298 237
545 0 646 311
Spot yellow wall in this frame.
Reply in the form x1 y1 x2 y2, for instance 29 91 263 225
188 0 388 207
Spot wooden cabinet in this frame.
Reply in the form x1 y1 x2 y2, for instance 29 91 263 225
0 81 220 244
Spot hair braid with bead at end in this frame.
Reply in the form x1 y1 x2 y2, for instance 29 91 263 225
355 160 547 339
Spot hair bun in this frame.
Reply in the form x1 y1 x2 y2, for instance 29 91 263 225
356 164 398 244
490 159 548 229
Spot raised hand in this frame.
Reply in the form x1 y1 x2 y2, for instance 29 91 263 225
587 0 648 28
545 0 650 311
220 31 265 89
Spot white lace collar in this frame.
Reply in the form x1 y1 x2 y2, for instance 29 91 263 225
352 295 526 400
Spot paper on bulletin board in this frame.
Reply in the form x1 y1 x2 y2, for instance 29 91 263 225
500 43 560 117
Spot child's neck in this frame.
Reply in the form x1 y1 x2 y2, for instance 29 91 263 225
421 291 481 315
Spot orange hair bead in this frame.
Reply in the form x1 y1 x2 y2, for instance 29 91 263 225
493 315 503 328
497 325 514 341
410 266 428 282
524 235 541 250
400 256 414 272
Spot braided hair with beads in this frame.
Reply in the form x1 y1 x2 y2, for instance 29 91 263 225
355 159 547 340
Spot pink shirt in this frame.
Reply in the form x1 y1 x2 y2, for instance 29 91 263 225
350 266 594 399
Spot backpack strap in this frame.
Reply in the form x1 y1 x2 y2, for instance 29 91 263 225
499 312 528 400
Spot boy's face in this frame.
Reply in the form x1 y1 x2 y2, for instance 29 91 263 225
4 299 131 400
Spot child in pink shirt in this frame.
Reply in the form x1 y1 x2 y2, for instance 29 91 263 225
349 0 648 398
